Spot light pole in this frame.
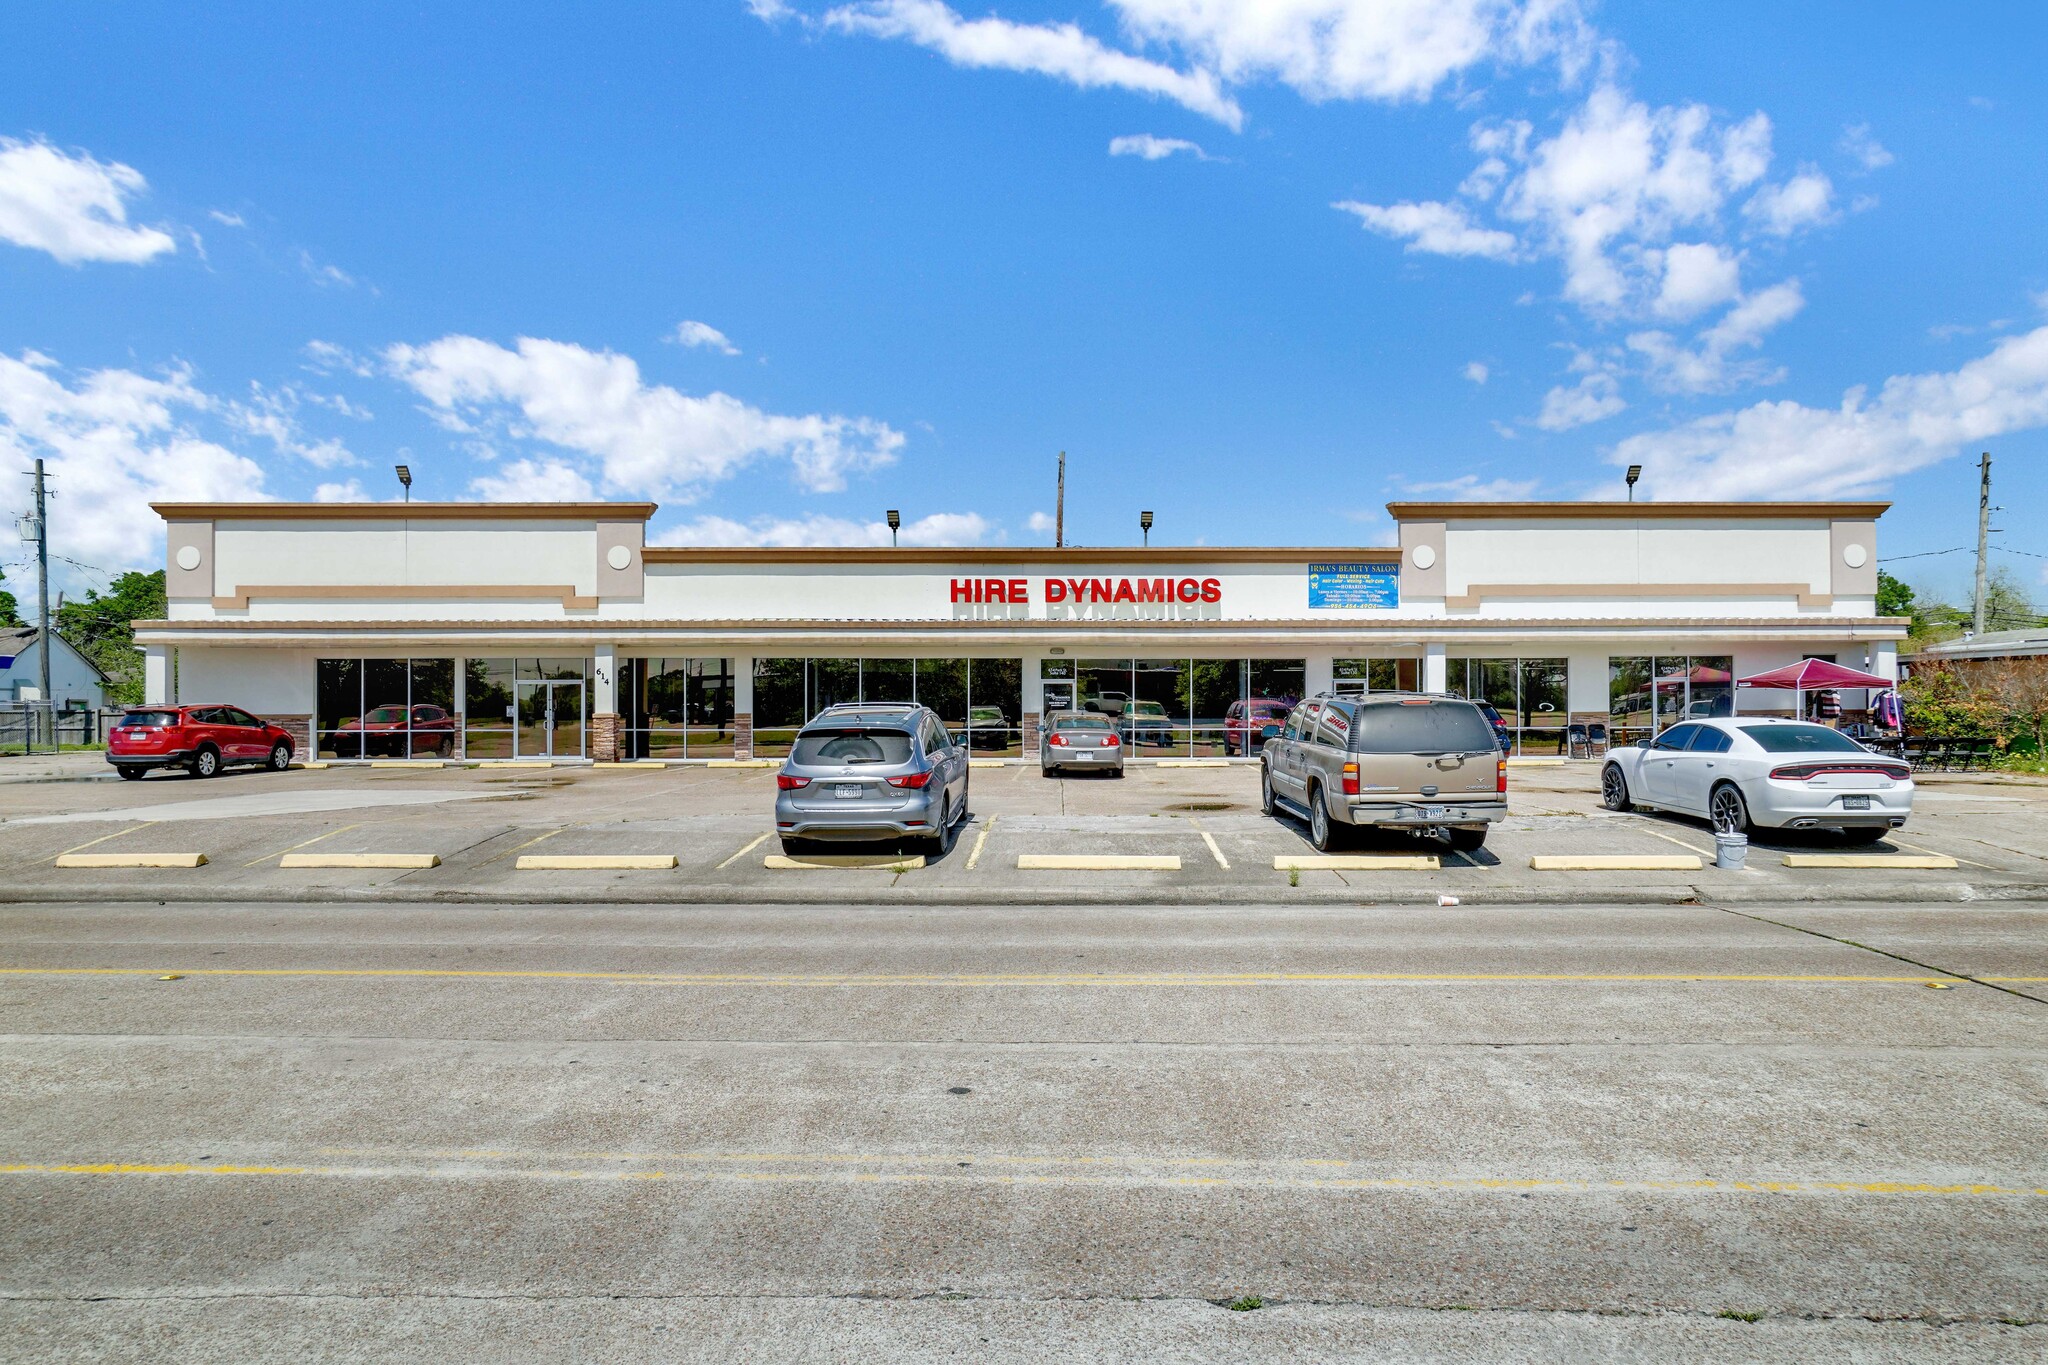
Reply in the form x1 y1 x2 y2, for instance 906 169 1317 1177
886 509 901 548
1625 465 1641 501
1139 510 1153 547
395 464 413 501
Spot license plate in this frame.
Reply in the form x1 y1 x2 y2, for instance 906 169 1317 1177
835 783 863 799
1072 751 1094 760
1422 805 1448 820
1841 795 1871 810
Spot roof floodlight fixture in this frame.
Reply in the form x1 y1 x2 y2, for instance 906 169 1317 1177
1625 465 1643 501
886 508 901 547
1140 510 1154 547
394 464 413 501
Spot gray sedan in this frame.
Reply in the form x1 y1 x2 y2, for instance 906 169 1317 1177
1601 717 1913 839
1040 710 1124 776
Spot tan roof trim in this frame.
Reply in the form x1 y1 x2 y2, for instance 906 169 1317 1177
643 546 1400 565
208 584 599 611
1386 500 1891 521
132 615 1910 633
1446 582 1832 610
153 501 659 522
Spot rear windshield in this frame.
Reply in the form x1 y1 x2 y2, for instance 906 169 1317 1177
121 710 179 728
1352 701 1498 754
1053 715 1113 731
1738 724 1866 754
1127 702 1167 717
364 706 409 723
791 729 915 765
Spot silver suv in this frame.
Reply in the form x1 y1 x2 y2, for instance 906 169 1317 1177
774 703 970 856
1261 692 1506 852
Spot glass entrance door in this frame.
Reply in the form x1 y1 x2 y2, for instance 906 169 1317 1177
515 680 586 758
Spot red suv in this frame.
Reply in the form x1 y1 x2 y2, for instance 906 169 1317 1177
325 703 457 758
106 705 296 780
1224 697 1295 756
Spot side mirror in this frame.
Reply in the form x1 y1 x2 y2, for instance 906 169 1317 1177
1635 738 1652 749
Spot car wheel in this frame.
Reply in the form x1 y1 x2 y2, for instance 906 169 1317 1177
191 747 221 779
117 766 145 781
1709 783 1751 836
1308 785 1340 852
1446 826 1487 853
1260 767 1277 817
1600 764 1633 812
268 743 292 772
923 798 953 857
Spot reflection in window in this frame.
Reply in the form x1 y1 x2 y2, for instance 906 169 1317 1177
317 657 458 759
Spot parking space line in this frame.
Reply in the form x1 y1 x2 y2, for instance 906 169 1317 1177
715 833 771 870
1885 837 1998 872
965 815 996 871
1186 819 1229 870
1629 822 1715 858
478 828 566 866
53 825 150 861
242 822 362 868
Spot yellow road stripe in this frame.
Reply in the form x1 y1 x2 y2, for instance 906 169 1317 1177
53 825 151 861
2 966 2027 986
242 822 362 868
477 827 565 867
1630 824 1716 858
964 815 995 871
0 1157 2039 1199
1885 837 1997 871
1196 828 1230 870
715 832 770 870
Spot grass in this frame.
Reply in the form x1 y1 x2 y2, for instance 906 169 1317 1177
1224 1295 1264 1312
1717 1310 1763 1323
1288 867 1300 888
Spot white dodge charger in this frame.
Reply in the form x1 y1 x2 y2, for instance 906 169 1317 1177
1601 718 1914 841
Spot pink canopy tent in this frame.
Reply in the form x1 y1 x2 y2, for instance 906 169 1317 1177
1734 659 1893 718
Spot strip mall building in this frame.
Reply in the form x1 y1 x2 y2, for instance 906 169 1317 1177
135 500 1907 763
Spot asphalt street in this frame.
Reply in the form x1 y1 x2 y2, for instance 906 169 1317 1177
1 894 2044 1361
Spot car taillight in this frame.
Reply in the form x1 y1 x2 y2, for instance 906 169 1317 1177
1769 766 1811 781
1341 761 1359 796
776 774 810 790
1049 733 1069 746
887 771 933 788
1101 733 1119 747
1498 759 1508 793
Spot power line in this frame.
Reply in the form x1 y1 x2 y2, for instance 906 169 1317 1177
1878 546 1969 563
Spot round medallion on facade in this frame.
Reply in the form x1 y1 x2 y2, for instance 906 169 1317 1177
175 544 203 571
1842 543 1868 569
1410 544 1437 570
606 545 633 570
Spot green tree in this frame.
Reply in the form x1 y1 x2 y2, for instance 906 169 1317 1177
0 564 23 629
1875 570 1914 619
55 569 166 706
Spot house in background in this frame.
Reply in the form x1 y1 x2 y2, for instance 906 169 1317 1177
0 628 112 710
1906 627 2048 672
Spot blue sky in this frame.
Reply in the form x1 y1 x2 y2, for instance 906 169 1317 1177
2 1 2044 607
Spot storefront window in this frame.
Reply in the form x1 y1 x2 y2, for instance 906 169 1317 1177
967 658 1022 755
1064 657 1305 757
1608 656 1653 745
749 657 1025 757
461 658 590 759
622 658 735 759
1610 654 1732 741
752 657 806 757
1333 659 1417 694
1443 656 1566 754
316 657 458 759
862 657 914 705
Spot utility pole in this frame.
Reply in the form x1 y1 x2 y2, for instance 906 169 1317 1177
1972 452 1992 635
33 459 52 750
1055 451 1066 549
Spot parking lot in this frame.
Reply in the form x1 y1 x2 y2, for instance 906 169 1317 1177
3 754 2046 906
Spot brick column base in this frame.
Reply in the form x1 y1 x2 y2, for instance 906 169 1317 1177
265 716 312 756
733 712 753 760
591 712 621 763
1020 711 1041 755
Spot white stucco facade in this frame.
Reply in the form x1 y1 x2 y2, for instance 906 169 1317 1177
133 499 1907 762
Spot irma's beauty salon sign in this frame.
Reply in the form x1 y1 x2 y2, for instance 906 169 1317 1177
952 576 1224 621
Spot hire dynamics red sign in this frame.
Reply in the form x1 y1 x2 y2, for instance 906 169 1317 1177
951 576 1222 606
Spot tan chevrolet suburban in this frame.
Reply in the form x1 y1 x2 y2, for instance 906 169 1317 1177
1260 693 1507 852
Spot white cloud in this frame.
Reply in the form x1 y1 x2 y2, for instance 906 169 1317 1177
297 249 358 289
672 320 741 355
1608 323 2048 500
1535 370 1625 430
0 136 177 265
1743 169 1834 237
1653 241 1741 320
314 479 369 502
1334 198 1518 259
1400 473 1540 499
303 340 376 378
226 382 359 468
383 334 905 501
1109 134 1206 160
207 209 247 228
0 351 268 571
469 458 599 502
1839 123 1893 171
1628 279 1804 394
1107 0 1600 104
1462 361 1489 384
1026 510 1056 533
657 509 992 547
746 0 797 19
823 0 1245 129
